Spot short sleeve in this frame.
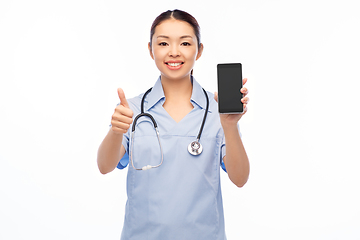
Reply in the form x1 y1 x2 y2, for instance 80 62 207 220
219 123 242 173
117 152 129 169
220 138 227 173
117 129 130 169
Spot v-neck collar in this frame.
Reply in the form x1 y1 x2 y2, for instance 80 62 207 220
145 76 212 113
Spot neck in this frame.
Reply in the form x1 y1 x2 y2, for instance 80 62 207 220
160 74 193 102
160 73 195 123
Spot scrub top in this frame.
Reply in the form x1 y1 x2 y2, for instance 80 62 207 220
117 76 234 240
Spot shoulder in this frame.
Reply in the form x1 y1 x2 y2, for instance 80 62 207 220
126 93 144 114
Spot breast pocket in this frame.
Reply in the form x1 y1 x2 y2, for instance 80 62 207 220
130 117 162 170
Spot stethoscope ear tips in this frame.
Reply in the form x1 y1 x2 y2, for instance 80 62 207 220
188 140 203 156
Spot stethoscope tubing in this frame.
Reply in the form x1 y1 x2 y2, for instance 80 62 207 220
130 125 163 171
130 84 209 170
197 88 209 141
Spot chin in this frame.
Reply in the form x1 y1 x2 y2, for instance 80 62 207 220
162 71 192 81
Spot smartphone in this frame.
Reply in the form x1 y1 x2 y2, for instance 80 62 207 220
217 63 243 114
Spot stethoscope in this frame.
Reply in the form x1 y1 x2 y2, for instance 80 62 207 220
130 86 209 171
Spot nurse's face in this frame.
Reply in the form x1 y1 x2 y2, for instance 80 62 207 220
148 19 203 81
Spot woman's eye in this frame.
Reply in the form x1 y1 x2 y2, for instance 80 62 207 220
159 42 168 46
182 42 191 46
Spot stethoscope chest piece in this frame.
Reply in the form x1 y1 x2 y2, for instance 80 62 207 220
188 140 203 156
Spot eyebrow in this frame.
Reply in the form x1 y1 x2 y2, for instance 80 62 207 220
157 35 193 39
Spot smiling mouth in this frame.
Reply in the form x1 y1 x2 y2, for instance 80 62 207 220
166 62 184 67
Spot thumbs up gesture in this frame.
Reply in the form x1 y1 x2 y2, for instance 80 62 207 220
111 88 134 134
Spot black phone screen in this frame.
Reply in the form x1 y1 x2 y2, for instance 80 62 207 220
217 63 243 114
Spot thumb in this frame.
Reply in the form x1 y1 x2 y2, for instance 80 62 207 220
214 92 218 103
117 88 129 108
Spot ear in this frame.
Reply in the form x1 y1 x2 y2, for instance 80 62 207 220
196 43 204 61
148 42 154 60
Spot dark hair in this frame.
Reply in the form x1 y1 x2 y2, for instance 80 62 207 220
149 9 201 50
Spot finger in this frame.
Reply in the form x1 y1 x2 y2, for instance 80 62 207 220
117 88 129 108
242 104 248 115
112 112 133 124
214 92 218 103
111 120 131 132
115 105 134 118
242 78 248 86
240 87 249 96
241 96 250 104
111 126 128 134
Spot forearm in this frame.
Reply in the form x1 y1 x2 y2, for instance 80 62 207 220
97 129 126 174
223 125 250 188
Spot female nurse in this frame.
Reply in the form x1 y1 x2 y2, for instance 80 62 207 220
97 9 250 240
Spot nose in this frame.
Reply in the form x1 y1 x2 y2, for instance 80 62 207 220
169 45 180 57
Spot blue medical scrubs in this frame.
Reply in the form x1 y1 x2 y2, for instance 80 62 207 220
117 76 231 240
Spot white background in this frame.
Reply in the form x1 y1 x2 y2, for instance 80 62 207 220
1 0 359 239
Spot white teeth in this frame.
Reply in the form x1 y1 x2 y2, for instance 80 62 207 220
167 62 182 67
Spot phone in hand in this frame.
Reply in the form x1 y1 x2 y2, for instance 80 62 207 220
217 63 243 114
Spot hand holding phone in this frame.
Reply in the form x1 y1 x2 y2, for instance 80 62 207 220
217 63 243 114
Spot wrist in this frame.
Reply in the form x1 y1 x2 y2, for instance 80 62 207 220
109 128 125 140
222 123 239 135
